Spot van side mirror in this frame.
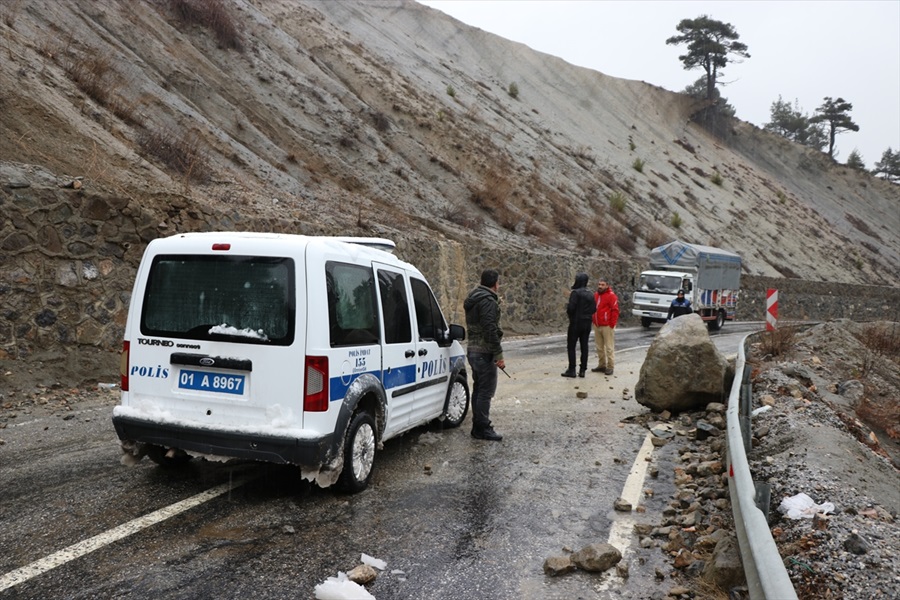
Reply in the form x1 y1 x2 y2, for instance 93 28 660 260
449 324 465 341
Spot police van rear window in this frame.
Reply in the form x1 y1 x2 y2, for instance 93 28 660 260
141 254 295 345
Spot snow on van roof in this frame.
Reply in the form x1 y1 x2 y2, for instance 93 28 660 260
334 237 396 252
161 232 395 252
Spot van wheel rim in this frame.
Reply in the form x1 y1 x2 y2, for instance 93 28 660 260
446 382 467 421
352 423 376 480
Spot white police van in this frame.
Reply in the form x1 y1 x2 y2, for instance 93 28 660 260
112 232 469 492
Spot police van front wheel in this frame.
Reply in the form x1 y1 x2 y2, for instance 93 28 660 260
338 410 376 493
441 376 470 428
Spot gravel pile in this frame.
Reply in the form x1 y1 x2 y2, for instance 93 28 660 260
745 321 900 600
633 321 899 600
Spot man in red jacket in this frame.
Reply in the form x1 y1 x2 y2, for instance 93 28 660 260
591 279 620 375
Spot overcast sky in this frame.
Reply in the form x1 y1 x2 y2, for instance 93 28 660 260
419 1 900 170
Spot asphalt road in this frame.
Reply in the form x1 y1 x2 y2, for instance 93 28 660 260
0 323 761 600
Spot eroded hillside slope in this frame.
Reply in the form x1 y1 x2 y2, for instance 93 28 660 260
0 0 898 284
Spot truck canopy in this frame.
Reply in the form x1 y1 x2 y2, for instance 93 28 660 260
649 240 742 290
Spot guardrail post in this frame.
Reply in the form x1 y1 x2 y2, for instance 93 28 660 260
754 481 772 520
739 365 752 454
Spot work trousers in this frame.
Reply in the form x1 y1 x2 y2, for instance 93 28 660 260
467 351 498 432
593 325 616 370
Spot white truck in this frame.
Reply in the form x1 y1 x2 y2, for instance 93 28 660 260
632 240 742 330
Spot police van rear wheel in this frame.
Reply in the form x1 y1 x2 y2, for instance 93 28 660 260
441 376 469 428
338 410 376 493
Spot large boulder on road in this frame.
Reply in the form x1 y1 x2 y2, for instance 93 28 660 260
636 314 728 413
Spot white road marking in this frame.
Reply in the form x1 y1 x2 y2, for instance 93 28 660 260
0 478 248 592
597 431 655 591
607 432 655 553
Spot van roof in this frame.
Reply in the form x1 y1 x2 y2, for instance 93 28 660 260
147 232 407 264
156 232 393 249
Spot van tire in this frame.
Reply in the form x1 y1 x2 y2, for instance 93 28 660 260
441 376 469 428
337 410 376 493
640 317 652 328
145 444 192 468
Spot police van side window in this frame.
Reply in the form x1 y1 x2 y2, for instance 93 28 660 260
326 261 380 347
378 270 412 344
410 278 446 342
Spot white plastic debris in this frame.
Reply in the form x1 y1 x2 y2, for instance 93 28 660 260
361 553 387 570
751 405 772 417
777 492 835 519
313 572 375 600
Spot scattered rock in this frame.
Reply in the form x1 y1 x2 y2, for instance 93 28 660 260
347 564 378 584
843 532 869 555
542 555 576 576
571 542 622 572
614 497 632 512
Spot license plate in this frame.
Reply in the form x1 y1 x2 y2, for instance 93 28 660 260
178 369 245 395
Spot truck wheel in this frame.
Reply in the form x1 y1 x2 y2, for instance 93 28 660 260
708 310 725 331
640 317 652 328
337 410 376 493
440 375 469 428
145 444 192 468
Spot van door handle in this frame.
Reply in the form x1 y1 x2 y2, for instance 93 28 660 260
418 349 428 356
405 350 415 358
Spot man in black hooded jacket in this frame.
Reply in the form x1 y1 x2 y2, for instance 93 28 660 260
562 273 596 378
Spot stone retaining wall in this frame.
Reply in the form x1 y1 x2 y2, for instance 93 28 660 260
2 172 899 375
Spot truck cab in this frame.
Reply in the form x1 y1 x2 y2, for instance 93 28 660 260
632 270 695 328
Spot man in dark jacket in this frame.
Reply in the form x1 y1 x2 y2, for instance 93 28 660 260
667 290 693 320
562 273 596 378
464 269 505 441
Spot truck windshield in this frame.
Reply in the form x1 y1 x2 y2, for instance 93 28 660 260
639 274 682 294
140 254 295 345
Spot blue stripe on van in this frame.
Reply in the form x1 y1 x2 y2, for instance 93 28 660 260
327 355 466 403
329 364 419 402
382 364 417 389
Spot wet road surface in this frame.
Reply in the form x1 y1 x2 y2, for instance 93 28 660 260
0 323 761 599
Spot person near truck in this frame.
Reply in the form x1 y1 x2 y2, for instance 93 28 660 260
464 269 505 442
591 279 620 375
667 289 693 320
562 273 596 378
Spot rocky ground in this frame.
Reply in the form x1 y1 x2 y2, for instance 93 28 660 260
581 320 900 600
745 321 900 600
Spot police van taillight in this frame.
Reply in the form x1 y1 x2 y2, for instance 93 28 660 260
304 356 328 411
120 341 130 391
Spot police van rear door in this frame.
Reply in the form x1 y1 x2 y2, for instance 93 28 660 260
129 240 301 432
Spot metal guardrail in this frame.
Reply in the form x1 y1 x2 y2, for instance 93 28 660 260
726 333 798 600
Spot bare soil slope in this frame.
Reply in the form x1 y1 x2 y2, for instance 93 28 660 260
1 0 898 284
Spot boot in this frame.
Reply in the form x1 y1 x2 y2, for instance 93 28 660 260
578 368 586 378
591 365 605 373
561 369 576 378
